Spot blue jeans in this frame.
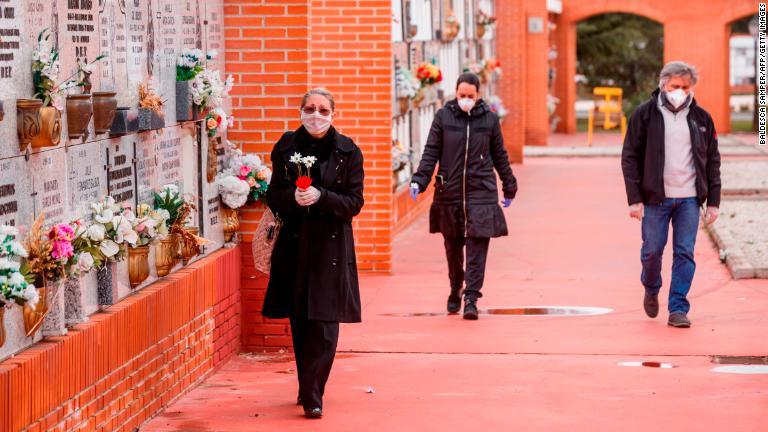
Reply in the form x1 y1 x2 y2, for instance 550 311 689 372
640 197 700 314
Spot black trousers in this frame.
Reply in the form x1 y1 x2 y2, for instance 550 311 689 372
290 316 339 409
443 235 491 300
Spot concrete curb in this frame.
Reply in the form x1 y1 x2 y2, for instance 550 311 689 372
704 219 757 279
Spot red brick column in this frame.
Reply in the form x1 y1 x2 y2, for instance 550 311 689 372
224 0 393 352
523 0 550 146
496 0 527 162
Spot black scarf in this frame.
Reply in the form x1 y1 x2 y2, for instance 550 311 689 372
295 126 336 181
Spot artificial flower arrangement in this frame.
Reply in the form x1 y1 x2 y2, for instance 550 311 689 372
153 184 206 263
131 204 169 247
488 95 509 121
415 62 443 88
22 216 73 284
483 58 502 77
32 29 106 106
215 141 272 209
176 49 217 82
153 184 185 229
290 153 317 191
476 9 497 30
138 82 166 130
0 226 39 310
86 196 139 263
392 139 410 173
205 107 234 138
190 69 234 112
395 67 419 100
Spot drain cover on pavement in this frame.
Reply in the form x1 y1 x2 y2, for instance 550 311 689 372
485 306 613 316
711 356 768 365
711 365 768 375
618 361 676 369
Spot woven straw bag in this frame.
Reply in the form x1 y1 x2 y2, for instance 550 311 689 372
251 208 282 275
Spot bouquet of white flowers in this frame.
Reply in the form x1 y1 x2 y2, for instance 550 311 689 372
190 69 233 111
395 67 419 100
88 196 139 263
130 204 170 246
176 48 217 81
216 141 272 208
0 226 38 309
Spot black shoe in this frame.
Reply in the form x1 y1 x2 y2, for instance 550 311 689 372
463 299 478 320
296 396 302 406
447 290 461 314
643 293 659 318
304 407 323 419
667 313 691 328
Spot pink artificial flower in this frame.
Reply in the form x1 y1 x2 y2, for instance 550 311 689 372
239 165 252 177
135 223 146 233
247 177 256 187
51 239 74 260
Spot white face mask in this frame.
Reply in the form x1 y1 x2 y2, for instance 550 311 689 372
301 111 332 135
666 88 690 109
458 97 475 113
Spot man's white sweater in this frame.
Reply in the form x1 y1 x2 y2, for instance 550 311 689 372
658 95 697 198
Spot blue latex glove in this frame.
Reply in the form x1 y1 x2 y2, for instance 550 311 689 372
502 198 513 208
409 183 420 201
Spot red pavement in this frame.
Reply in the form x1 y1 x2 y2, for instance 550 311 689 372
143 158 768 432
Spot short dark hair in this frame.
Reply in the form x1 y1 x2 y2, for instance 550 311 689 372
456 73 481 91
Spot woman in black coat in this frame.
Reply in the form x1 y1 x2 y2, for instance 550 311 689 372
263 88 364 419
410 73 517 320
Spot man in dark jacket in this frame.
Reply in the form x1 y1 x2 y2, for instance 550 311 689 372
410 73 518 320
621 61 721 328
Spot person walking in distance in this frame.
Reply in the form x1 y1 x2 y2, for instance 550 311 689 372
621 61 722 328
410 73 518 320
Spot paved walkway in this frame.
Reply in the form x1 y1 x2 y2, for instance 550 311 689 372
144 158 768 432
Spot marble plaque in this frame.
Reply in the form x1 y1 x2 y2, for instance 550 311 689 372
179 0 202 50
68 140 108 219
31 149 69 226
106 137 136 205
0 1 26 158
157 0 180 124
0 157 33 228
156 126 183 191
203 1 223 69
125 0 150 104
60 0 101 85
200 134 223 249
98 0 130 105
135 132 158 205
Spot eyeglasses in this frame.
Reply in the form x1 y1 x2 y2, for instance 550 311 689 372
301 106 332 116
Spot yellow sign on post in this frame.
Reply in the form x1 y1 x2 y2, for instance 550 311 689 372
587 87 627 147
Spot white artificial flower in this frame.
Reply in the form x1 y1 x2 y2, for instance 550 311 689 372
161 184 179 196
0 258 20 272
77 252 94 273
10 242 28 258
301 156 317 168
217 176 250 209
155 208 171 221
9 272 25 286
100 240 120 258
113 216 138 245
23 284 39 309
87 224 106 242
94 208 114 224
290 153 303 164
0 225 18 237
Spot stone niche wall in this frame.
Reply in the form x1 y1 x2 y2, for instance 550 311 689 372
0 0 227 361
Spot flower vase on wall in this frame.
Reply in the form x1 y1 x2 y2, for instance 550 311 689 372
41 281 67 337
97 262 119 307
64 276 88 325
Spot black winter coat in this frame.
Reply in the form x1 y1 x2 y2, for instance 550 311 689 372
412 99 518 238
621 89 722 207
262 126 364 323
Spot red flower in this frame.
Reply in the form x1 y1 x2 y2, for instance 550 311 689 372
295 176 312 190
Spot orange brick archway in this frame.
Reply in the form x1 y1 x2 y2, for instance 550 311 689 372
551 0 758 136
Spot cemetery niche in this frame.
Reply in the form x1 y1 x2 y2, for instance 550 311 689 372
0 0 236 362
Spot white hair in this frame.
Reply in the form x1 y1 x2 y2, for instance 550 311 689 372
659 61 698 88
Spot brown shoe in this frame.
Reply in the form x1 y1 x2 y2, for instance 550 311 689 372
643 293 659 318
667 312 691 328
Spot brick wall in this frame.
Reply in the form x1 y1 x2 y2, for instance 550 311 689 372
523 0 550 146
496 0 527 163
225 0 393 352
0 249 242 432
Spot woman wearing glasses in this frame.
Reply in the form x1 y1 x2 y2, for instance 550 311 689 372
263 88 365 419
